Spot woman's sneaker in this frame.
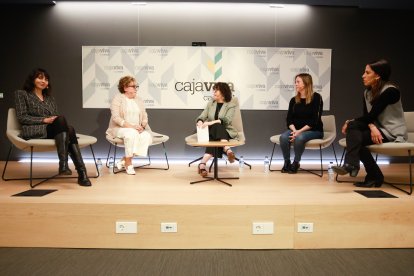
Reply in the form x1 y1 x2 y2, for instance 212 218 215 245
126 165 136 175
116 159 125 170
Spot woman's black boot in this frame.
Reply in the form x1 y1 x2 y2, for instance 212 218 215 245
69 143 92 187
281 160 291 173
54 132 72 175
288 161 300 174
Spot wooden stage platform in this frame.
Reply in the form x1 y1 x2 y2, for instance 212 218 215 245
1 160 413 249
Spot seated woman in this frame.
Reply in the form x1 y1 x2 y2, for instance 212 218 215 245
333 59 407 187
196 82 239 177
106 76 152 175
279 73 324 174
15 68 91 186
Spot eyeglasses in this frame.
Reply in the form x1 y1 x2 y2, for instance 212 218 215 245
127 85 139 89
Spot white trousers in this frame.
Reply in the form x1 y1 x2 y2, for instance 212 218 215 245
116 128 152 157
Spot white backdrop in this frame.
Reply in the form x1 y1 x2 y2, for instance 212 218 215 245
82 46 332 110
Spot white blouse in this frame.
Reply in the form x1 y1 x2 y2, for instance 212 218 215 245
124 97 141 127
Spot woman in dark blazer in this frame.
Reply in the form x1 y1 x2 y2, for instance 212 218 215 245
196 82 239 176
15 68 91 186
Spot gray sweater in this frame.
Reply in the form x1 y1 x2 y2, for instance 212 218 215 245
363 84 407 142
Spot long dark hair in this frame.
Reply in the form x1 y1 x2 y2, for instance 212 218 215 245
367 59 393 102
23 68 52 96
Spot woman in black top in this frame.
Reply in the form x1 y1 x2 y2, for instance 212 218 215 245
279 73 323 173
333 59 407 187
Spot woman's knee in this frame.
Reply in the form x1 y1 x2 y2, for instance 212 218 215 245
54 116 68 127
294 135 307 145
279 132 290 143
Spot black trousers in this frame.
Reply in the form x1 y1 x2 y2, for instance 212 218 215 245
205 123 231 158
46 116 78 144
345 120 388 180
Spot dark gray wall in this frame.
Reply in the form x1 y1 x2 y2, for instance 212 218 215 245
1 3 413 162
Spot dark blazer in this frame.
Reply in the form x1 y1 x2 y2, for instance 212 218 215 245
196 99 238 139
14 90 58 139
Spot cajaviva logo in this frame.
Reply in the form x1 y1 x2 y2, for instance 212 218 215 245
247 49 266 57
306 50 323 57
91 48 110 56
93 82 110 89
277 49 295 57
174 51 230 95
175 79 234 95
149 48 169 56
104 65 124 72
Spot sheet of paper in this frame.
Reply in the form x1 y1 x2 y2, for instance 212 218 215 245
197 126 209 142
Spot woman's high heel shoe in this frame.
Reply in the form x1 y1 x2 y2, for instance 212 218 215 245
224 148 235 163
198 163 208 177
332 164 360 177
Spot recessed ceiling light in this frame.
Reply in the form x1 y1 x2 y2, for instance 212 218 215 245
269 4 285 8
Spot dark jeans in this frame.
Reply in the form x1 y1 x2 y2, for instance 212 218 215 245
46 115 78 144
279 130 323 162
345 120 388 180
205 123 231 158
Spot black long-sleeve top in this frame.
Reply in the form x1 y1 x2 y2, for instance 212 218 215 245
286 92 323 132
355 87 400 124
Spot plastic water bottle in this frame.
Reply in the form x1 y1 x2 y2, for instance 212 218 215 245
108 157 114 174
96 158 103 176
239 155 244 172
264 156 270 173
328 161 334 183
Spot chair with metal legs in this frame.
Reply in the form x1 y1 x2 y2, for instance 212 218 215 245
268 115 338 177
105 125 170 173
336 111 414 195
2 108 99 188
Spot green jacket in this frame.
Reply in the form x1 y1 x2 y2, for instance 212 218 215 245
197 100 239 139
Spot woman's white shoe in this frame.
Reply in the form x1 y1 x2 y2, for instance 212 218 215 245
126 165 136 175
116 159 125 170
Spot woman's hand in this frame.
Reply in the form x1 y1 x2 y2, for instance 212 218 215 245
199 120 220 128
196 120 203 128
342 120 351 134
135 125 144 133
369 124 383 144
341 122 347 134
289 130 300 142
124 122 144 133
43 116 57 124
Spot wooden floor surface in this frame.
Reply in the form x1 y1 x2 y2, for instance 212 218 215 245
0 160 412 205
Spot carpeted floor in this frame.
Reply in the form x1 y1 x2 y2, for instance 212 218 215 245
0 248 413 275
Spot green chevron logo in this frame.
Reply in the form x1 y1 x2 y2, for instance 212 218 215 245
208 51 223 80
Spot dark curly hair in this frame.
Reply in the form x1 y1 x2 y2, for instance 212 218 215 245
23 68 51 96
212 82 232 102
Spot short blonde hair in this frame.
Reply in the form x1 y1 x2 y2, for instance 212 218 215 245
118 76 136 94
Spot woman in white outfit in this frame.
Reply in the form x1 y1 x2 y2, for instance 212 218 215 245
106 76 152 175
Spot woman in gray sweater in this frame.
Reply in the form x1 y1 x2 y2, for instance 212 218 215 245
333 59 407 187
